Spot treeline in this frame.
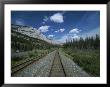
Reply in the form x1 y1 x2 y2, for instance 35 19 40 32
63 34 100 49
11 30 57 52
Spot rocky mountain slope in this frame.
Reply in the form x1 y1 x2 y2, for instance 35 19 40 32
11 24 58 44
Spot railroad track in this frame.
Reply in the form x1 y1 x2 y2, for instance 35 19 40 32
12 50 90 77
11 53 47 76
11 51 56 77
49 50 66 77
11 57 39 76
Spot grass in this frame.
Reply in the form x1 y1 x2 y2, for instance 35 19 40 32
62 48 100 76
11 49 54 67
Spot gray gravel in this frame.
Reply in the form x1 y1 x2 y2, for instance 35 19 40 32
12 50 56 77
59 51 90 77
12 50 91 77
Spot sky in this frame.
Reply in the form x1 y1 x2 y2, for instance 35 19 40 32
11 11 100 43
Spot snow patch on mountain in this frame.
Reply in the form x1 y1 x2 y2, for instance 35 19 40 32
11 24 59 45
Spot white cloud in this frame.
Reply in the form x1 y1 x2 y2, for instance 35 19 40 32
50 13 64 23
43 16 48 22
65 34 80 41
38 25 50 32
16 20 24 25
69 28 80 33
55 28 65 33
72 34 80 39
55 30 59 32
56 33 80 44
53 28 99 44
60 28 65 32
48 35 54 39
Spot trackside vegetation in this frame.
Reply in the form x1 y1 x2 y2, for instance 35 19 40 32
62 35 100 76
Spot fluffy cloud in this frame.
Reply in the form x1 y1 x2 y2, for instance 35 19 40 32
69 28 80 33
72 34 80 39
16 19 24 25
38 25 50 32
60 28 65 32
48 35 54 38
55 28 65 33
50 13 64 23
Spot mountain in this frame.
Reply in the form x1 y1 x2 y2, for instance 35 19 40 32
11 28 59 53
11 24 58 45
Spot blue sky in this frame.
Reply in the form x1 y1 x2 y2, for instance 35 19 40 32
11 11 100 43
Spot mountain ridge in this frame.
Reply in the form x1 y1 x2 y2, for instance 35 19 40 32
11 24 59 45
